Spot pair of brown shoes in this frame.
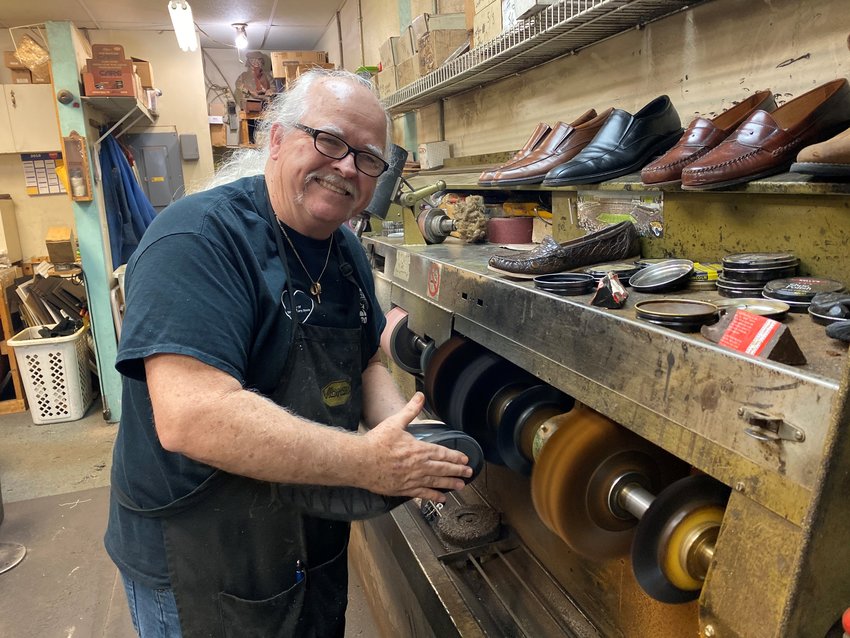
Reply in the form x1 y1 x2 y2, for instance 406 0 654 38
477 109 612 186
642 79 850 189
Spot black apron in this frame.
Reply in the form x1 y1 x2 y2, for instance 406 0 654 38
115 213 370 638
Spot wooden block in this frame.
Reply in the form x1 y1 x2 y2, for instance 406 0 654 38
701 310 807 365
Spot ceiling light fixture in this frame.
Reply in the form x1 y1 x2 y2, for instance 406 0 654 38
233 23 249 50
167 1 199 52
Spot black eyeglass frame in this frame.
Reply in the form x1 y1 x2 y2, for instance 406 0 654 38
293 123 389 177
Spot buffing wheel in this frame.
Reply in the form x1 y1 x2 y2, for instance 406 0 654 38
436 504 501 548
631 474 729 603
380 307 424 375
497 385 574 476
422 336 483 421
444 350 536 464
530 404 688 559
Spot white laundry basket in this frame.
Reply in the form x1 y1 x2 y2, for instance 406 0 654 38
8 324 95 424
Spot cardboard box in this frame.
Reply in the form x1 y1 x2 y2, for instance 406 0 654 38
82 70 136 97
295 62 335 78
131 57 155 89
395 57 420 89
439 0 466 12
375 68 398 99
410 13 467 42
417 141 451 169
45 227 76 265
417 29 469 75
379 36 404 67
209 123 227 147
90 43 126 62
473 0 503 47
400 27 417 57
3 51 26 69
10 68 31 84
270 51 328 77
30 62 50 84
515 0 555 19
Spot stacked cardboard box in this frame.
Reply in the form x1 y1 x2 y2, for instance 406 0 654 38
473 0 524 47
270 51 333 88
3 51 51 84
82 44 142 97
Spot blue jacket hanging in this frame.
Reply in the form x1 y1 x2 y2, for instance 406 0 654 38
99 134 157 270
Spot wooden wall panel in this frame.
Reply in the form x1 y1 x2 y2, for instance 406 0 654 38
440 0 850 156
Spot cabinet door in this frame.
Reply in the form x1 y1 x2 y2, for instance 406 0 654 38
0 91 14 153
3 84 61 152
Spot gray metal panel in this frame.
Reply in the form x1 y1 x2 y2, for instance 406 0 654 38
179 134 199 161
125 131 186 212
141 146 172 208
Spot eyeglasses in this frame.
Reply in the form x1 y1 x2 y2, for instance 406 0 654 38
293 123 389 177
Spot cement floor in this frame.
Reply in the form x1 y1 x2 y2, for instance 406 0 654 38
0 398 381 637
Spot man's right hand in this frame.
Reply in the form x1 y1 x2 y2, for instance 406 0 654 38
359 392 472 503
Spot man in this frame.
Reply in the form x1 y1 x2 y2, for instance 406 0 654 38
106 69 472 637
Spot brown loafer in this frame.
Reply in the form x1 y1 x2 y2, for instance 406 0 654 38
488 221 640 276
641 90 776 185
681 79 850 190
478 122 552 185
489 108 613 186
791 125 850 178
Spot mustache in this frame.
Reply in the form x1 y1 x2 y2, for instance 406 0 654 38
304 171 358 199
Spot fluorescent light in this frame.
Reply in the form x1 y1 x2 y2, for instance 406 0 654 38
168 1 198 52
233 24 248 50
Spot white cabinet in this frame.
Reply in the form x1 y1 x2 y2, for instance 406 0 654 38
0 84 61 153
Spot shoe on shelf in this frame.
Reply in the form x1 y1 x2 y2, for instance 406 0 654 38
488 220 640 276
489 108 613 186
641 89 776 186
681 78 850 190
541 95 683 187
790 124 850 178
478 122 552 185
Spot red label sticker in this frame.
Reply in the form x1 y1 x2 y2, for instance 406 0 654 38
427 263 441 300
718 310 781 356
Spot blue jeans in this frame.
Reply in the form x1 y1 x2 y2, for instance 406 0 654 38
121 573 183 638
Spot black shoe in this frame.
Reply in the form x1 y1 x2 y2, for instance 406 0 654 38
542 96 683 186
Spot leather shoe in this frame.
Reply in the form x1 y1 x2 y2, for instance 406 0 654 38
681 79 850 189
488 221 640 276
478 122 552 185
489 109 613 186
791 124 850 178
641 90 776 185
542 96 683 186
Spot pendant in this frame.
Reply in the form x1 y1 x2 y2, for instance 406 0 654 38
310 281 322 303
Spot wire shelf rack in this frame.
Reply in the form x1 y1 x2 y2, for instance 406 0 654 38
384 0 705 114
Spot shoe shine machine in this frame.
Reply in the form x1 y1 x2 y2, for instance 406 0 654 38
350 157 850 638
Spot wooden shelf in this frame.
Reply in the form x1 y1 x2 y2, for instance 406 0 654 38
0 266 26 414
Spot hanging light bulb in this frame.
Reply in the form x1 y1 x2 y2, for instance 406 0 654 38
167 1 199 52
233 24 249 50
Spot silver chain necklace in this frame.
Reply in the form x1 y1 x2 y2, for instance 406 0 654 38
277 220 334 304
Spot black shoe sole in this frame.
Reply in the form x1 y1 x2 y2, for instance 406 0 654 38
790 162 850 178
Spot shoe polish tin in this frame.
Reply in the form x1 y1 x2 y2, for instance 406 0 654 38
583 262 641 286
533 273 596 295
722 252 799 283
629 259 694 293
712 298 791 321
716 276 768 298
807 292 850 325
634 299 719 332
762 277 846 312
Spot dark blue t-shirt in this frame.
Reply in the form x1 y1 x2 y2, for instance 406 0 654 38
105 175 385 587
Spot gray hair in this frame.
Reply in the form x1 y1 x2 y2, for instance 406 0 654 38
198 68 392 191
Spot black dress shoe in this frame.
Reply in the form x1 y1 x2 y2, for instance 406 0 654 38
542 96 683 186
488 221 640 276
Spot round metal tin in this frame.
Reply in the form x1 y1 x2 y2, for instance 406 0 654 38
716 276 768 298
722 252 798 270
634 299 718 332
533 273 596 295
583 262 642 279
807 292 850 325
712 297 791 321
629 259 694 293
721 262 800 283
762 277 846 303
687 279 718 291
